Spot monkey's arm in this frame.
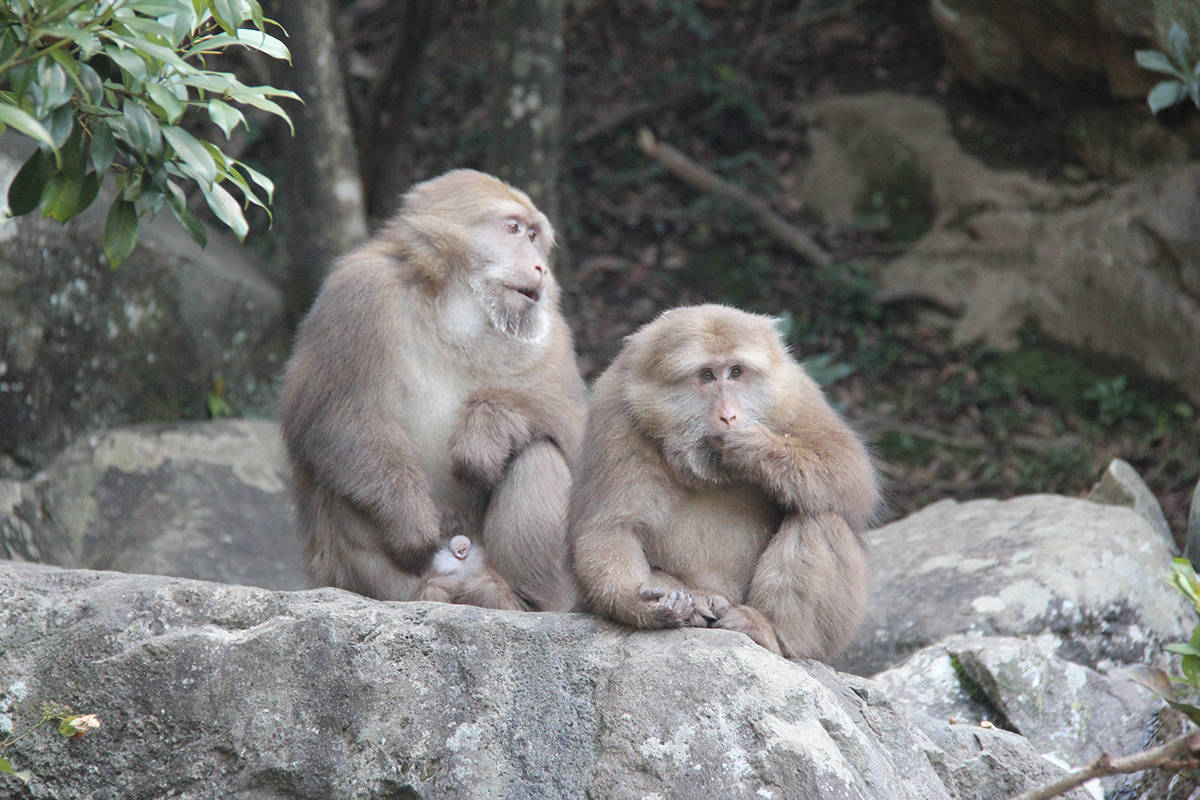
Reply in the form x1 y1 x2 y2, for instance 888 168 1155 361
745 512 868 660
450 384 583 486
573 524 698 629
714 421 878 531
291 408 443 571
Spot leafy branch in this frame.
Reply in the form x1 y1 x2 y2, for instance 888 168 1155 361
0 0 299 265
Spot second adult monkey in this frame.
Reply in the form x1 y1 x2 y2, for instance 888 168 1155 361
280 169 585 611
569 305 880 660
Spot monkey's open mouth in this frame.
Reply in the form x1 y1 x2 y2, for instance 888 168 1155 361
508 285 542 303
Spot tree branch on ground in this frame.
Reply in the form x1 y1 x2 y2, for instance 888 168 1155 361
1008 728 1200 800
636 127 832 268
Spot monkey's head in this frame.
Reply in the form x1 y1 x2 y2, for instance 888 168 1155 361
620 305 788 484
394 169 559 345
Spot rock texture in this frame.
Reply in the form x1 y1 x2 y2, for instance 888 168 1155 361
0 138 288 471
0 561 1085 800
838 495 1196 677
0 420 304 591
1088 457 1174 547
794 93 1200 406
874 634 1169 798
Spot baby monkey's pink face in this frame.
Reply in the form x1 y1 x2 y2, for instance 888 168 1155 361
448 535 473 561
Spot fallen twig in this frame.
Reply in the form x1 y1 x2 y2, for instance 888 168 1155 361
1008 729 1200 800
636 127 833 268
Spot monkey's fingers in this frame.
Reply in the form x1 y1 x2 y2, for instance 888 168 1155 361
638 586 667 601
697 593 733 623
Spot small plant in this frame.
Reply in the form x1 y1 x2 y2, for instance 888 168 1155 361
0 702 101 785
1136 21 1200 113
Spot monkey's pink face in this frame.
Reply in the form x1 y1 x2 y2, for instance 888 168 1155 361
469 209 555 340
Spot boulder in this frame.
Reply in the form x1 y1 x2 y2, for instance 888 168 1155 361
0 561 1085 800
928 0 1159 103
874 634 1171 799
838 495 1197 676
794 93 1200 406
1088 457 1174 548
0 138 288 471
0 420 304 591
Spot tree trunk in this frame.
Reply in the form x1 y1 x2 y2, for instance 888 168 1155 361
486 0 566 272
274 0 368 327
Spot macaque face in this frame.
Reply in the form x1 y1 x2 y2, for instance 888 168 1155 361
624 307 780 485
467 205 554 341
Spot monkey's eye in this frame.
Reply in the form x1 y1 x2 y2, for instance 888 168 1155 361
728 365 742 379
699 368 716 382
527 229 537 242
506 220 521 234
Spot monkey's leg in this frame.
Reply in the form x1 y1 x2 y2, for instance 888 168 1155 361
457 573 533 611
482 439 576 611
301 484 424 601
413 574 457 604
746 512 868 661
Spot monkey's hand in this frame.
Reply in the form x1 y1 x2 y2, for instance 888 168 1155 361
713 604 783 655
709 424 780 479
635 585 698 629
450 399 533 486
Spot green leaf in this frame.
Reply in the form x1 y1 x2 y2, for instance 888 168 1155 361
146 82 186 124
103 43 148 82
1136 49 1185 78
0 103 56 148
40 170 101 222
225 90 294 133
202 181 247 240
122 100 162 156
78 63 105 105
1168 21 1192 69
206 98 244 137
46 104 74 148
7 147 51 216
162 124 216 184
104 197 139 266
0 755 32 784
167 181 207 248
234 158 274 204
1149 78 1188 114
90 124 116 173
1183 653 1200 687
186 29 289 61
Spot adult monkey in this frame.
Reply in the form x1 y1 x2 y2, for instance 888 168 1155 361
281 169 584 611
569 305 880 659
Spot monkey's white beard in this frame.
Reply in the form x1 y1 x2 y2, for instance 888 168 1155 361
468 274 548 344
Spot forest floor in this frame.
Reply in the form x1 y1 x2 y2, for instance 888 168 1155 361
356 0 1200 538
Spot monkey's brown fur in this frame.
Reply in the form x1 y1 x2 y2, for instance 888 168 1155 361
569 304 879 659
281 169 585 610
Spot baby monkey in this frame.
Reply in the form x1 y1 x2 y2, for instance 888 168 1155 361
416 535 531 611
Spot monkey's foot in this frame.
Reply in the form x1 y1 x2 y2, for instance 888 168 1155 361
714 604 782 655
637 586 696 628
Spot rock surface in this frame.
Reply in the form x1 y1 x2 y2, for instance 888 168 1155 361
0 138 288 471
0 561 1086 800
793 92 1200 406
0 420 304 591
874 633 1168 798
1088 457 1175 548
838 495 1196 677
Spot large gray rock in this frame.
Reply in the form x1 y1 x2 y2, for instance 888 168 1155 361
1088 457 1174 549
839 495 1196 676
0 420 304 590
0 561 1083 800
874 634 1169 799
793 93 1200 406
0 138 288 470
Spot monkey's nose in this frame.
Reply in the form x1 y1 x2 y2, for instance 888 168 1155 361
534 264 545 275
720 414 737 426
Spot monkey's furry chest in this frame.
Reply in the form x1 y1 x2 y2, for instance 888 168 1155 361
644 482 781 599
394 351 480 522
